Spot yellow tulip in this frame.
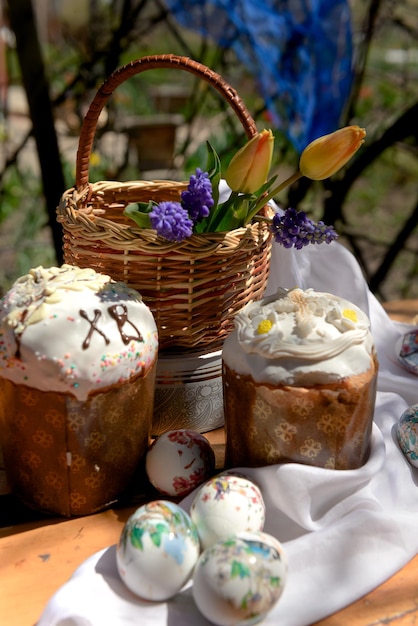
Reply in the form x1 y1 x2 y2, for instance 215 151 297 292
225 129 274 193
299 126 366 180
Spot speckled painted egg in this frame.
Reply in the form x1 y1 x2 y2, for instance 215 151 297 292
192 530 288 626
116 500 200 601
190 473 265 550
397 404 418 467
145 429 216 497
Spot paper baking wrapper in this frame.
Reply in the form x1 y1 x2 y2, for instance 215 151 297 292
0 364 156 516
223 357 378 470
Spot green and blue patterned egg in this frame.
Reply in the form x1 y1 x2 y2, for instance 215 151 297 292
116 500 200 601
192 530 287 626
397 404 418 468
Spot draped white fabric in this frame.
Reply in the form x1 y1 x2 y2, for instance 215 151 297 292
37 240 418 626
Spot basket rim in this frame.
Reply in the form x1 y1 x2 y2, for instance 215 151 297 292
58 188 272 256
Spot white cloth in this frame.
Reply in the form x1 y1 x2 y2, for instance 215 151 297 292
37 241 418 626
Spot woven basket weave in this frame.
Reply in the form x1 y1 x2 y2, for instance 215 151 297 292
57 54 272 351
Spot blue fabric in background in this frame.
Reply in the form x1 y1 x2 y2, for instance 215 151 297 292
165 0 354 152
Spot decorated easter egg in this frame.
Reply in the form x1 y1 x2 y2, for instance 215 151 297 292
190 473 265 550
397 404 418 467
116 500 200 601
192 530 288 626
145 429 216 497
397 329 418 375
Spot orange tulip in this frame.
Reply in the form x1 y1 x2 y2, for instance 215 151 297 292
225 129 274 193
299 126 366 180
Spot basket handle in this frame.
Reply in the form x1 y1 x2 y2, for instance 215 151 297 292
75 54 259 191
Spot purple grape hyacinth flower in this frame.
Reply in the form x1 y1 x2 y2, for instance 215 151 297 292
149 201 193 242
181 168 214 222
271 207 338 249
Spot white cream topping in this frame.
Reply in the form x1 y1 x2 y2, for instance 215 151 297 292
0 265 158 400
222 287 375 385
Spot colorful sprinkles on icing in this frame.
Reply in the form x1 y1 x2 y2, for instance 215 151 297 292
0 264 158 400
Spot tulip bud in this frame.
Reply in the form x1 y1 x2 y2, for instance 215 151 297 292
299 126 366 180
225 129 274 193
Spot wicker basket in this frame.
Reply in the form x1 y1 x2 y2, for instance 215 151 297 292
57 54 272 351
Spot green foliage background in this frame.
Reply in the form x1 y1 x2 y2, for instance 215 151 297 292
0 0 417 301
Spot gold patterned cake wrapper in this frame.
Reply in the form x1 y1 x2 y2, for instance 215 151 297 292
0 363 156 516
223 358 378 471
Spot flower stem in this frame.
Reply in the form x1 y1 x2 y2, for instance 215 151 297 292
204 190 241 232
245 170 303 223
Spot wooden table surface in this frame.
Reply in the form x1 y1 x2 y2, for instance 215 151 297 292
1 300 417 626
1 502 418 626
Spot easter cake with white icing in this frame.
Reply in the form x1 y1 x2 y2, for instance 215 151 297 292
0 264 158 515
222 287 378 470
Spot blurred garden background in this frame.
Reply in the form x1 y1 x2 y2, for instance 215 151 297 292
0 0 417 303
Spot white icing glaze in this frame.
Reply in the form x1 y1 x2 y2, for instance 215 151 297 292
0 265 158 400
222 287 375 385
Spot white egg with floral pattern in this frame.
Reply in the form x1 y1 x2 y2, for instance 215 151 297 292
190 473 266 550
145 429 216 497
192 530 288 626
116 500 200 601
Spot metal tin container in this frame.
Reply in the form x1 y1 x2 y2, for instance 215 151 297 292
153 349 224 436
